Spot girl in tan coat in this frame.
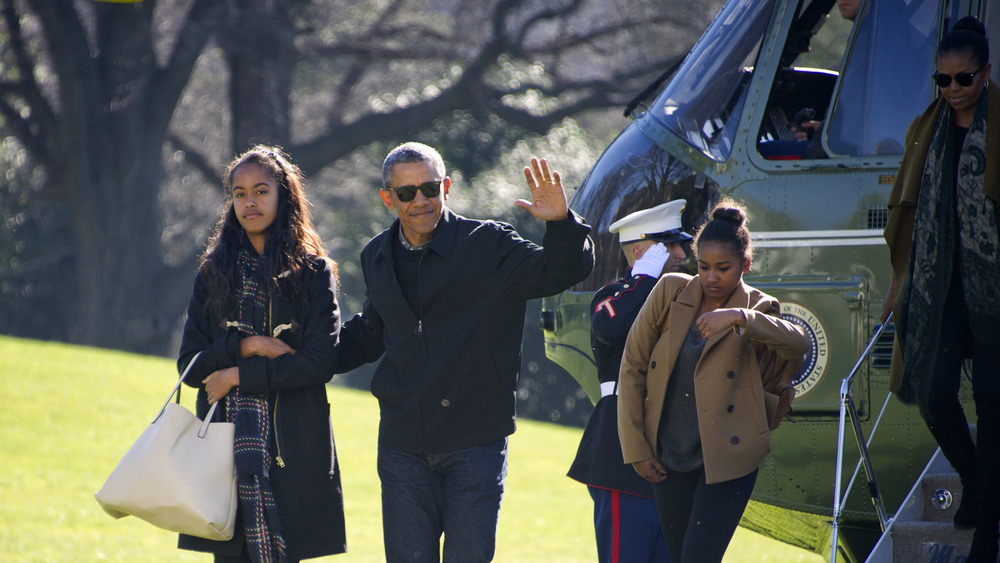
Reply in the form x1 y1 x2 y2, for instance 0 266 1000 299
618 200 808 563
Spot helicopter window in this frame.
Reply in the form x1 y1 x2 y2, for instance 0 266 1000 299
758 0 938 160
824 0 938 157
651 0 776 162
568 124 721 290
757 0 855 159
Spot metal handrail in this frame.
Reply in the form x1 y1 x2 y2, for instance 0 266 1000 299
829 313 893 563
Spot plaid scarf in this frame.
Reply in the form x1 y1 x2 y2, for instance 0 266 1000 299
229 249 287 563
899 88 1000 407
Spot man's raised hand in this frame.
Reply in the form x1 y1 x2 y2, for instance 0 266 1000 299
516 157 569 221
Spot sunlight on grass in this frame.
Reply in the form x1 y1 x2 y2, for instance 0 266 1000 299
0 336 822 561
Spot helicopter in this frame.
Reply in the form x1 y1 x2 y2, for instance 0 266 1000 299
538 0 1000 560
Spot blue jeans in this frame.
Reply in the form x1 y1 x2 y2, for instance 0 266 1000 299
377 439 508 563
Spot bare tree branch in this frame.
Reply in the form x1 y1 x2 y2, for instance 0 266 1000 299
510 0 585 50
331 62 367 123
303 42 454 60
291 0 674 174
526 13 686 54
24 0 116 158
358 24 450 42
482 83 615 134
150 0 224 136
166 131 223 191
366 0 407 35
293 76 482 175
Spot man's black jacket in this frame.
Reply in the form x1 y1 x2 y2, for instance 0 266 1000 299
338 207 594 454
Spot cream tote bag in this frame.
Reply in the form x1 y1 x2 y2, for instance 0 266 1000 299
95 352 238 541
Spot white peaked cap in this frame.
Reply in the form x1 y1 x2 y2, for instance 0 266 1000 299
609 199 692 245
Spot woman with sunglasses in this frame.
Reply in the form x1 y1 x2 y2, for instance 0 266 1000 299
882 16 999 562
177 146 347 562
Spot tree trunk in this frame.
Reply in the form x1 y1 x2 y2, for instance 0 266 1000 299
25 0 222 355
226 1 297 151
71 160 167 353
59 7 164 353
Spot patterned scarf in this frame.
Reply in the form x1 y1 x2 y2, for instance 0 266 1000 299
229 248 287 563
899 88 1000 407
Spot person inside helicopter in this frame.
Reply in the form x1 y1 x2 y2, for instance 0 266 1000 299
786 0 862 152
759 0 936 160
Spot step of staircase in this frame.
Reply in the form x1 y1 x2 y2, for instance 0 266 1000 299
889 521 973 562
865 449 975 562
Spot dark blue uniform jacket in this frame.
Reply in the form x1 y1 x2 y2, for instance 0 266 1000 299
567 270 658 497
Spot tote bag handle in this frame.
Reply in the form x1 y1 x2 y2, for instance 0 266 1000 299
153 351 219 438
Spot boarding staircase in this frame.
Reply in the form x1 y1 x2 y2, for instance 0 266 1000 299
864 447 975 562
830 314 976 563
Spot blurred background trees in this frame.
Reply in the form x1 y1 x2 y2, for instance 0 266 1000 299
0 0 723 425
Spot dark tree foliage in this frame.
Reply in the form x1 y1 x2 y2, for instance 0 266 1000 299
0 0 718 423
0 0 222 352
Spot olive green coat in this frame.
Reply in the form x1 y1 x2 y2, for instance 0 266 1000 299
884 82 1000 394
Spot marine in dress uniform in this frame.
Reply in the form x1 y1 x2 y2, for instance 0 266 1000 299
568 199 692 563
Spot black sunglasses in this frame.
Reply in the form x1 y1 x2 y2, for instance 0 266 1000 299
384 180 443 202
931 67 984 88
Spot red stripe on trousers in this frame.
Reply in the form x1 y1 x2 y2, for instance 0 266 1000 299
611 490 620 563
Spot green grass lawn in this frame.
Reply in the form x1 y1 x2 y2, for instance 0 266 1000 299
0 336 822 561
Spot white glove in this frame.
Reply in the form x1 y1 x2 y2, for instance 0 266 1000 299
632 243 669 278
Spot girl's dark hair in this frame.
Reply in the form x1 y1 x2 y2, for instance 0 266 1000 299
200 145 334 314
937 16 989 69
693 198 752 264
